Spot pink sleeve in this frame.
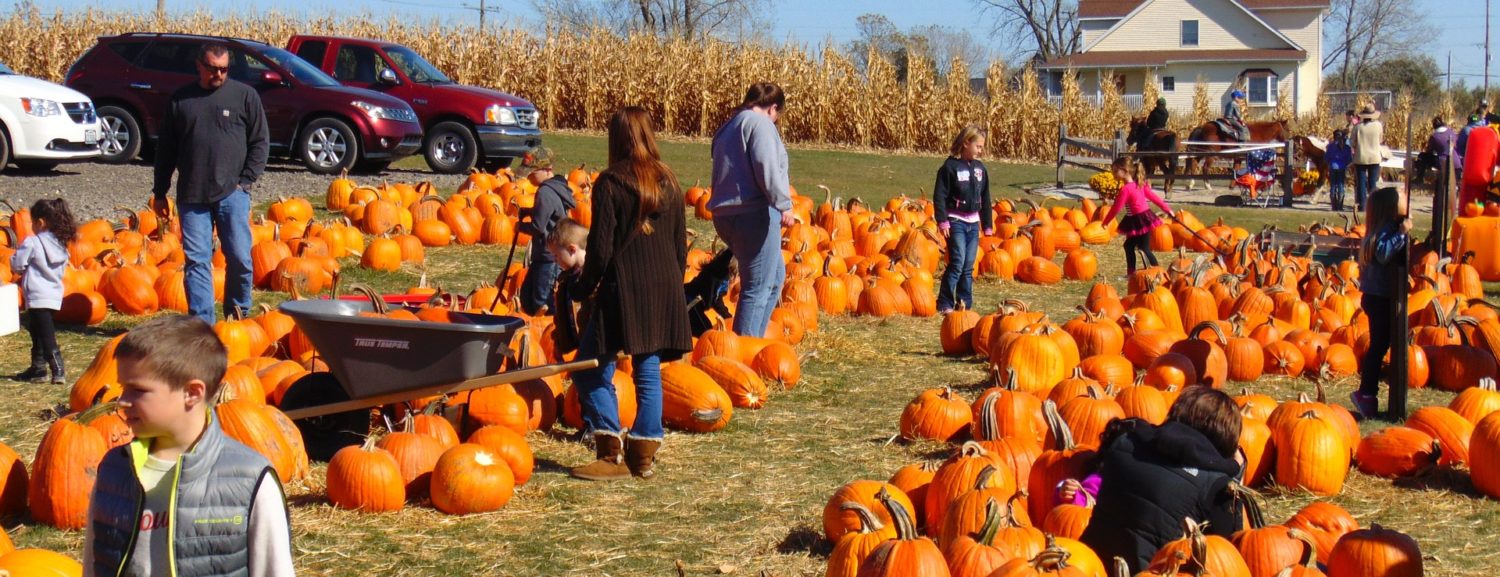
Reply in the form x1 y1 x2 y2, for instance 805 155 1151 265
1100 186 1130 224
1080 473 1102 499
1142 183 1172 214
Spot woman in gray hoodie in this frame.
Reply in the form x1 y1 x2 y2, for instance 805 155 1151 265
709 82 792 338
11 198 75 383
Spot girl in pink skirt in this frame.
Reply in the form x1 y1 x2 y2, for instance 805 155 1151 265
1099 157 1175 275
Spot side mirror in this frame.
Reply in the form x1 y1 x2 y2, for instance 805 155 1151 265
378 68 400 85
260 70 285 86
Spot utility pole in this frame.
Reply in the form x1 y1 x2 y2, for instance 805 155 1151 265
461 0 502 32
156 0 164 23
1487 0 1492 95
1447 51 1452 93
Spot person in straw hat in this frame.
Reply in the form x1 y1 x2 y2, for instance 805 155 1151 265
1349 104 1385 212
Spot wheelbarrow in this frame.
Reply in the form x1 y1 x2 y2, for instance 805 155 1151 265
276 299 600 460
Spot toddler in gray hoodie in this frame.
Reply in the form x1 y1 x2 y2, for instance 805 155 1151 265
10 198 74 383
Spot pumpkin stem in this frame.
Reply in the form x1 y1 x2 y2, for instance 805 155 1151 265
348 283 389 315
978 392 1002 442
75 400 122 426
838 501 886 534
972 464 999 491
874 488 919 541
1230 482 1266 528
1042 399 1076 450
973 497 1005 547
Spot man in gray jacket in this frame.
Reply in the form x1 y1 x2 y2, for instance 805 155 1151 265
709 82 792 338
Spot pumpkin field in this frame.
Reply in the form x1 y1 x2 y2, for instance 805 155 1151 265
1 132 1497 576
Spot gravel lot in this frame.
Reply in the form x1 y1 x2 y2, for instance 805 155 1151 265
0 159 469 221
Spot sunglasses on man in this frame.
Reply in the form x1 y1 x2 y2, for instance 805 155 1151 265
198 60 229 75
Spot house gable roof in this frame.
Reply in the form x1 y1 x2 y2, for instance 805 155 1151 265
1080 0 1330 19
1081 0 1308 53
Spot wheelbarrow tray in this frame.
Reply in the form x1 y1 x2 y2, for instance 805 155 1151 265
278 299 525 399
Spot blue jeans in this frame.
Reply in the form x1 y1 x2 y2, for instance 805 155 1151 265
180 188 252 326
1353 164 1380 210
937 220 978 311
518 256 559 316
574 321 664 438
713 206 784 338
1329 167 1347 210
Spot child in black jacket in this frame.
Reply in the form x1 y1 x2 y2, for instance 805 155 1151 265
932 124 993 313
1079 386 1244 573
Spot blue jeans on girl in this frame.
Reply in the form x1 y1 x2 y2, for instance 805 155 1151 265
574 320 665 439
1328 167 1347 211
937 220 979 311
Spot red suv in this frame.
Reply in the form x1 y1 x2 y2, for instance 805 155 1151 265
65 33 424 175
288 35 542 174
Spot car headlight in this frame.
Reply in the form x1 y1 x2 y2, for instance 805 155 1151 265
22 97 63 118
351 101 415 122
484 104 517 126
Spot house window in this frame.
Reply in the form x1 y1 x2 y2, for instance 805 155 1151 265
1162 76 1176 92
1245 71 1279 105
1181 20 1199 47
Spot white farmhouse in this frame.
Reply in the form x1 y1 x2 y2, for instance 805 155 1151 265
1038 0 1329 118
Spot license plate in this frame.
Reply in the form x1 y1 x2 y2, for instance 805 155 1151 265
84 130 98 144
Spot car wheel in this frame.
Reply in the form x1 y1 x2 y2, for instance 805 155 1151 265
0 126 10 171
424 121 479 174
96 105 143 164
13 160 59 173
300 117 359 176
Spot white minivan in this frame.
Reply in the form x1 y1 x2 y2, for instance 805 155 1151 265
0 61 101 171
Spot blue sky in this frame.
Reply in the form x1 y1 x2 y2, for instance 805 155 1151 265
23 0 1491 85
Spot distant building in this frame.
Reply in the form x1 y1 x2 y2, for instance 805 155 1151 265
1037 0 1329 116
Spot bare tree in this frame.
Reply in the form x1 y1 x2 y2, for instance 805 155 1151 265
1322 0 1431 91
910 25 995 74
532 0 771 40
972 0 1081 63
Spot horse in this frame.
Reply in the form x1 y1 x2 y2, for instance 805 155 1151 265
1127 117 1180 194
1183 119 1292 190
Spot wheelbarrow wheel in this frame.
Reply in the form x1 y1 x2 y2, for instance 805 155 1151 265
279 372 369 462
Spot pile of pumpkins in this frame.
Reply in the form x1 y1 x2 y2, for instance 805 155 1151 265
823 466 1423 577
811 211 1500 575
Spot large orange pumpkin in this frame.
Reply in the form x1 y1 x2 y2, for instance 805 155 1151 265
326 437 405 512
429 443 515 515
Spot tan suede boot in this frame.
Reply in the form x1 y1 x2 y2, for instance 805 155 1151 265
625 436 661 479
570 432 630 481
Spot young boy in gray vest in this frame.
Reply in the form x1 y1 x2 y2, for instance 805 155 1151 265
83 315 294 577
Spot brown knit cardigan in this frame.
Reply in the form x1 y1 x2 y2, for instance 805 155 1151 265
570 170 692 360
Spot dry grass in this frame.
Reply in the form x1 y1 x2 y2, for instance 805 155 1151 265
0 8 1434 167
1 134 1493 576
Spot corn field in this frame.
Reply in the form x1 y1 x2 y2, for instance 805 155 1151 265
0 8 1432 162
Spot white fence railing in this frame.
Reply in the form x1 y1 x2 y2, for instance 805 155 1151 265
1046 94 1145 110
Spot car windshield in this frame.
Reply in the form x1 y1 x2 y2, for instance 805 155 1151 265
0 62 14 75
384 45 451 84
260 47 339 87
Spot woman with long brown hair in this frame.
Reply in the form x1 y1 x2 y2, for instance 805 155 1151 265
567 106 692 481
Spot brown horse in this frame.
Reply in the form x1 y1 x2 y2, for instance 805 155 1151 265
1183 119 1292 190
1127 116 1179 193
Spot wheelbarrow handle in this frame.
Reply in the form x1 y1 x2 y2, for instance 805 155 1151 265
283 355 610 421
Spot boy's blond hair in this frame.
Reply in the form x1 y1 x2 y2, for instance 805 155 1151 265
115 315 229 402
547 217 589 249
